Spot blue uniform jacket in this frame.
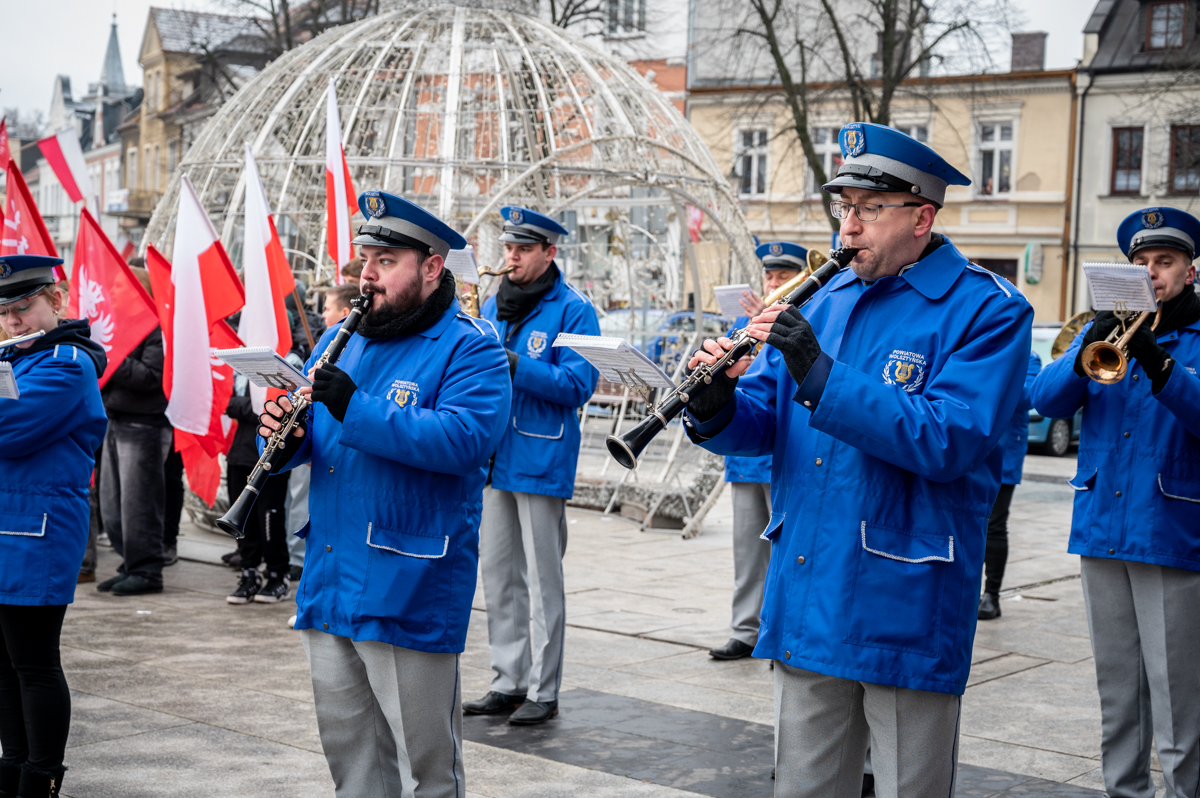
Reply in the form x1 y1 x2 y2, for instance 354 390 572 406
482 270 599 499
273 300 511 652
1031 315 1200 572
0 325 107 606
687 240 1033 695
723 316 772 483
999 350 1041 485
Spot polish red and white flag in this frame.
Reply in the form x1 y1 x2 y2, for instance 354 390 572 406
325 77 357 284
67 207 159 387
164 175 245 437
0 117 9 171
36 127 93 205
242 144 296 411
1 158 64 280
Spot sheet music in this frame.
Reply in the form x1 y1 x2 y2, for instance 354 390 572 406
444 245 480 285
0 363 18 400
1083 263 1158 312
215 347 312 391
713 284 754 319
553 333 675 390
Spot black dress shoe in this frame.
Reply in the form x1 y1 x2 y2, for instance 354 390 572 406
463 691 525 715
509 700 558 725
978 592 1001 620
709 639 755 660
861 772 875 796
96 574 125 593
110 575 163 596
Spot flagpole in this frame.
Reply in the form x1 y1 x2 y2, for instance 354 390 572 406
292 284 315 351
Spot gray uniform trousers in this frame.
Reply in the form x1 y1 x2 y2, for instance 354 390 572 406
730 482 772 646
1081 556 1200 798
479 487 568 703
774 662 961 798
300 629 464 798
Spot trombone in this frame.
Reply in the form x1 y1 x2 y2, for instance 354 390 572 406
1080 306 1161 384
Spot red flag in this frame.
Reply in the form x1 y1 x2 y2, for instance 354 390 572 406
2 158 63 281
147 243 243 507
325 78 357 282
0 119 9 172
37 128 92 204
68 208 159 387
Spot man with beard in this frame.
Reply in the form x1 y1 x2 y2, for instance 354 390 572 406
257 191 511 797
464 206 599 725
681 124 1032 796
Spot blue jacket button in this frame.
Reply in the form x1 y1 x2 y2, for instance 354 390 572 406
323 622 329 630
785 651 791 659
797 556 806 564
1108 549 1115 555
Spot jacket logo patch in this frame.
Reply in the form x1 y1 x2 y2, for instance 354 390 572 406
386 379 419 408
527 331 548 358
882 350 926 393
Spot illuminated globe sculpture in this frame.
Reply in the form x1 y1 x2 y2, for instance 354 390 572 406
145 0 756 317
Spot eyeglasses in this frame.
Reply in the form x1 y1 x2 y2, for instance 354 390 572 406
829 201 923 222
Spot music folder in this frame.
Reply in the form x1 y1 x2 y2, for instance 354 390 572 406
552 333 675 394
0 363 18 400
1083 263 1158 313
215 347 312 391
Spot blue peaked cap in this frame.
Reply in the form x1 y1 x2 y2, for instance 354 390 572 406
498 206 569 245
1117 207 1200 260
823 122 970 207
755 241 808 271
0 254 63 303
354 191 466 259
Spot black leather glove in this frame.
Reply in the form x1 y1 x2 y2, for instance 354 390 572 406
257 403 308 468
1074 312 1122 378
766 306 822 386
312 364 358 423
1126 322 1174 392
686 368 739 422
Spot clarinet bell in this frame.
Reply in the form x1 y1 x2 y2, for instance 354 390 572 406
215 490 254 540
606 414 664 470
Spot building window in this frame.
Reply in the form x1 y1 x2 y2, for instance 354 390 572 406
152 144 160 191
1148 2 1185 50
1111 127 1144 194
144 146 152 191
978 121 1014 196
607 0 646 34
127 148 138 189
735 129 769 196
167 140 178 174
809 126 843 196
976 259 1018 282
894 125 928 143
1170 124 1200 193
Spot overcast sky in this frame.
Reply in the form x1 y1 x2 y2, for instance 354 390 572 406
1 0 1099 126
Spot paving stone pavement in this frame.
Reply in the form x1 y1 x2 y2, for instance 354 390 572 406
58 454 1160 797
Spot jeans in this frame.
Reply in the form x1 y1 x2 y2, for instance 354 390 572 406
983 483 1015 596
0 604 70 774
164 449 184 550
226 465 290 572
100 421 173 587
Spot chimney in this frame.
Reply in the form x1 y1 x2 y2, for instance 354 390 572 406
1011 32 1047 72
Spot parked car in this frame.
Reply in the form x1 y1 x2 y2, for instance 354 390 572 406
1028 322 1083 456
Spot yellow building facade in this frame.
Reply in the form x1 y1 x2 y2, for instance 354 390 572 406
687 70 1076 321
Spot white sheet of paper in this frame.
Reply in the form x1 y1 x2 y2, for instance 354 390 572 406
215 347 312 391
444 245 480 285
0 363 18 400
553 333 675 390
1083 263 1158 312
712 284 754 319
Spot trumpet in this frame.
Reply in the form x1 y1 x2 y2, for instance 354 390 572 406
459 262 516 318
216 292 373 539
1080 306 1161 384
605 246 860 470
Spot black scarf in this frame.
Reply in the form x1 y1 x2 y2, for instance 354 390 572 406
495 261 559 322
358 270 457 340
1154 285 1200 337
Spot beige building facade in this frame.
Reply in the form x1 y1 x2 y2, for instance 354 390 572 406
687 70 1077 322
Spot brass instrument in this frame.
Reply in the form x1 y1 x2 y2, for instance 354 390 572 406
1051 311 1094 360
216 292 372 539
1080 306 1161 384
605 246 860 470
459 262 516 318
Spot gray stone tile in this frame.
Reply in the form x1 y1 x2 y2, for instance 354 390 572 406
967 654 1051 688
66 691 192 749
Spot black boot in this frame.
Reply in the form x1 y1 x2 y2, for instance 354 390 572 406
978 592 1001 620
17 766 65 798
0 761 21 798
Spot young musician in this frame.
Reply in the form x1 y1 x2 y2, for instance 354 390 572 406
257 191 510 797
466 206 599 726
683 124 1032 796
710 241 806 661
0 255 107 798
1032 207 1200 798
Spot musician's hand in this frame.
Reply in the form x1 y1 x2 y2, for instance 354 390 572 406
1074 311 1123 378
258 395 306 439
763 306 823 386
1126 322 1173 391
687 337 755 379
312 364 358 423
738 291 767 317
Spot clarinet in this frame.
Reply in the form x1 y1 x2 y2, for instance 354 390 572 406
216 292 373 539
605 247 859 470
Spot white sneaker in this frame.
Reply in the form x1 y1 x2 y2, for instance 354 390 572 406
287 615 297 629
